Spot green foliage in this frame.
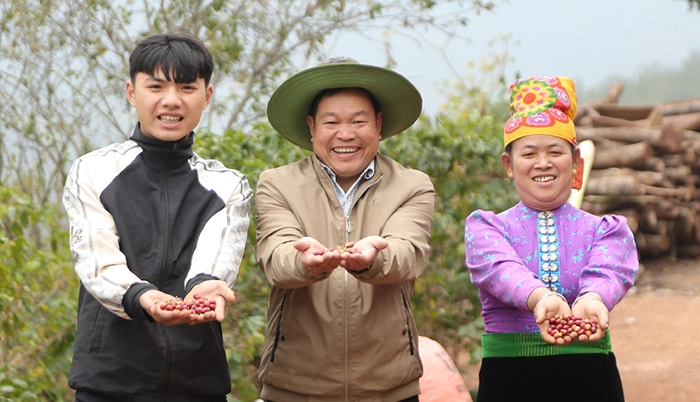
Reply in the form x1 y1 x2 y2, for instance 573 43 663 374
0 186 77 401
194 125 310 400
381 112 517 362
392 38 518 362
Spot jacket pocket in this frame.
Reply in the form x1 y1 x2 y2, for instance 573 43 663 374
400 288 416 356
88 305 107 353
270 291 288 363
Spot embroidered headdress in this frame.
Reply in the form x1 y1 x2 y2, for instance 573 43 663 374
504 76 577 148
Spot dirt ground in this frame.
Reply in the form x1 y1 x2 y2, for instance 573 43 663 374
459 257 700 401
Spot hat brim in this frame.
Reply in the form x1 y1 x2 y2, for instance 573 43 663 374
267 63 422 150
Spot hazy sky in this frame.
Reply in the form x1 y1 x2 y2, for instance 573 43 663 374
324 0 700 116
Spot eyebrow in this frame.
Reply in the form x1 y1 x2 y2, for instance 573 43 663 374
520 142 567 150
143 74 201 86
143 75 167 83
319 110 370 119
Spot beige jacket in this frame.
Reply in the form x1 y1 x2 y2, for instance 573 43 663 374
255 154 435 402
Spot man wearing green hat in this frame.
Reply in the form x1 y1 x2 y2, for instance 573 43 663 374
255 57 435 402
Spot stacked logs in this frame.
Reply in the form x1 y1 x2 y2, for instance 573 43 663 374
575 84 700 259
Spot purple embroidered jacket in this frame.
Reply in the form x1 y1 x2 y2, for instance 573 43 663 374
465 201 638 333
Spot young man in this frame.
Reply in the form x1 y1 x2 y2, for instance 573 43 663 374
255 57 435 402
63 32 252 401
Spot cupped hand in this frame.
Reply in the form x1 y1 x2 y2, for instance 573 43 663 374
339 235 388 272
572 294 609 342
294 237 342 274
140 289 204 326
186 280 237 323
533 295 573 345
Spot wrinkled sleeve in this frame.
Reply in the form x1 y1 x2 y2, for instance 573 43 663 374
186 172 252 288
578 214 638 309
465 210 544 311
255 169 331 288
63 157 144 319
352 172 435 285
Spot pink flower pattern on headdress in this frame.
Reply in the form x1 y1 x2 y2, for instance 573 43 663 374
505 116 523 133
525 112 553 127
503 76 578 145
553 87 572 109
549 108 569 123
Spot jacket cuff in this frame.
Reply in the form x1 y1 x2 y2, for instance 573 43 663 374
350 250 384 279
123 282 158 321
185 273 220 294
295 252 331 280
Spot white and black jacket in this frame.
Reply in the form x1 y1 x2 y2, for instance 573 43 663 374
62 125 251 399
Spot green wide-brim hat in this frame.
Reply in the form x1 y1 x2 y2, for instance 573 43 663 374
267 57 423 151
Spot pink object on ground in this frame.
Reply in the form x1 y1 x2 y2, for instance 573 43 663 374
418 336 473 402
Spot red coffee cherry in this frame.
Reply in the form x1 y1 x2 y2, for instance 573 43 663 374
547 314 598 342
160 294 216 315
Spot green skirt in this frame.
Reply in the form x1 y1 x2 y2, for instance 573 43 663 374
481 331 612 357
477 331 624 402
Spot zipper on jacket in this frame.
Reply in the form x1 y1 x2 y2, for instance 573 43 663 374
157 148 175 399
343 200 353 399
344 216 352 243
156 148 175 292
343 175 381 244
343 174 381 400
344 270 350 401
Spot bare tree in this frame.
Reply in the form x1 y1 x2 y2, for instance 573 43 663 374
0 0 498 205
685 0 700 11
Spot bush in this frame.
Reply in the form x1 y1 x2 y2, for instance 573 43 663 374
0 186 76 401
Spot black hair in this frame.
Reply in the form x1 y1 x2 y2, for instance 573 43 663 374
129 32 214 86
308 87 381 119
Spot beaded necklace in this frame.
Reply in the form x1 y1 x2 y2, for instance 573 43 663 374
537 210 561 292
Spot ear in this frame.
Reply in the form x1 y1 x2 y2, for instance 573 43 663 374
126 80 136 106
307 115 316 139
501 152 514 178
203 84 213 110
376 111 383 132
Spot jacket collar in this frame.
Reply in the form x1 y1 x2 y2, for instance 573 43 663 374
129 124 195 164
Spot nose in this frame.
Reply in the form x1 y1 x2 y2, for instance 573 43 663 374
534 152 552 168
336 123 357 139
161 87 182 107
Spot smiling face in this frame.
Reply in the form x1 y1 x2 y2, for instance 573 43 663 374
307 88 382 191
126 68 213 142
501 134 580 211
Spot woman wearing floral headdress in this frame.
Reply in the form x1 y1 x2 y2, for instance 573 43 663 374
464 76 639 401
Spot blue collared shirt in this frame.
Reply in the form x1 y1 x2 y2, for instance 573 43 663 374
321 159 376 217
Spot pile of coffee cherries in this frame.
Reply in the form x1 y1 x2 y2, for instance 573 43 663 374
313 242 358 256
160 294 216 315
547 314 598 344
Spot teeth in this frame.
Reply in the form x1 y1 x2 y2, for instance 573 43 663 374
160 115 181 123
334 147 358 153
534 176 555 182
